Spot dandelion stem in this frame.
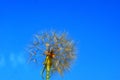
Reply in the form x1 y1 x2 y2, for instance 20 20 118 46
46 56 51 80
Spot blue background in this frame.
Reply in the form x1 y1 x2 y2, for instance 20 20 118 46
0 0 120 80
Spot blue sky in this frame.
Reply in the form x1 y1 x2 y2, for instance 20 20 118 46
0 0 120 80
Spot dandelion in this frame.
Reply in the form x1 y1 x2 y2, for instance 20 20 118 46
27 31 76 80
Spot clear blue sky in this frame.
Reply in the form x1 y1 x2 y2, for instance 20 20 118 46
0 0 120 80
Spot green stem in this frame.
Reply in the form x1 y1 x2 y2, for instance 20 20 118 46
46 66 50 80
46 56 51 80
